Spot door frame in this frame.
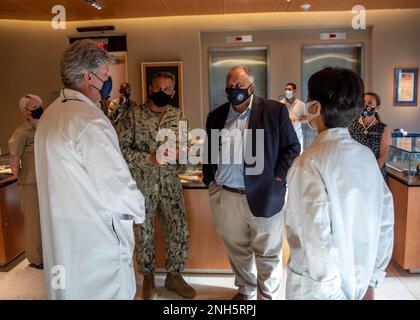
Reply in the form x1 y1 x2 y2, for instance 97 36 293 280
208 46 270 110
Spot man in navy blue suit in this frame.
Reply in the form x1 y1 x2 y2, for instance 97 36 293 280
203 66 300 300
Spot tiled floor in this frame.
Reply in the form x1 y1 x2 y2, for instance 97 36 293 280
0 259 418 300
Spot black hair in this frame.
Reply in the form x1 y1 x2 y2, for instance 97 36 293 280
286 83 297 90
308 67 364 128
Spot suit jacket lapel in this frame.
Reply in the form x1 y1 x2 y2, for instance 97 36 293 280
248 95 263 130
245 96 263 168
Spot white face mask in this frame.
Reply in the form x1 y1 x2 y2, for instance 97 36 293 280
285 90 294 99
305 101 320 131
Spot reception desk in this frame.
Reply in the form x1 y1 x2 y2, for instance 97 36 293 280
0 174 25 267
387 168 420 272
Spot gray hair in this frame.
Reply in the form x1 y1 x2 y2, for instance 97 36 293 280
151 71 176 87
226 65 254 84
60 39 111 88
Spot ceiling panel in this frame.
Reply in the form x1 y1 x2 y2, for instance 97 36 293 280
163 0 223 15
0 0 418 21
94 0 171 19
343 0 420 10
223 0 282 14
285 0 351 12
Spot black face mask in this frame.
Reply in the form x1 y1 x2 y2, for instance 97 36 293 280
31 106 44 119
225 85 252 106
362 106 376 118
150 91 172 107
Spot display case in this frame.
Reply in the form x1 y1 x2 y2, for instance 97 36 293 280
0 151 13 181
386 135 420 272
386 136 420 186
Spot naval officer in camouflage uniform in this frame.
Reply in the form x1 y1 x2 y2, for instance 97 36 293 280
117 72 196 300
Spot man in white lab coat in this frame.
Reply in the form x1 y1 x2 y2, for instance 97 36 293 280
34 39 145 300
285 67 394 300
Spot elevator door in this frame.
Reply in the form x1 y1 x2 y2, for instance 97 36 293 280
209 47 268 110
302 44 363 149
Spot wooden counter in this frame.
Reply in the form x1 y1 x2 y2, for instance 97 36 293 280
0 174 25 267
387 168 420 271
155 184 232 272
154 181 290 273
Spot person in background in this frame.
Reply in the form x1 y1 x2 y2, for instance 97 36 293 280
280 82 306 153
117 72 195 300
285 67 394 300
108 82 137 126
348 92 391 180
8 94 44 270
203 66 300 300
34 39 145 300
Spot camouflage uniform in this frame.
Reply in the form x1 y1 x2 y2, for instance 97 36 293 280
117 104 189 274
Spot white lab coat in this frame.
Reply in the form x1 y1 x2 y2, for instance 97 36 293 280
285 128 394 300
34 89 145 300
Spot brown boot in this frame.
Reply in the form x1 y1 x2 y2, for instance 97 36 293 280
232 292 252 300
142 273 158 300
165 273 196 299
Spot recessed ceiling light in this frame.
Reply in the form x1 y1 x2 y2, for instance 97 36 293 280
301 3 311 11
85 0 104 10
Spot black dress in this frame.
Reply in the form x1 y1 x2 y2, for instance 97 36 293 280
348 120 387 180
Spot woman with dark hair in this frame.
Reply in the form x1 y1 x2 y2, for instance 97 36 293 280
348 92 391 180
285 67 394 300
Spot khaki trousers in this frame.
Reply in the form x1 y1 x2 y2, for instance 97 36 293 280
18 183 43 265
209 183 284 300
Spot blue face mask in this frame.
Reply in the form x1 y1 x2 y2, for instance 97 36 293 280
92 73 113 100
285 90 294 99
225 84 252 106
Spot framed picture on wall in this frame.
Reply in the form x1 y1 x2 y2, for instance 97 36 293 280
393 67 418 106
141 61 183 109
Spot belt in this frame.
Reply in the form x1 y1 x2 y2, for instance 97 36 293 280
222 185 246 195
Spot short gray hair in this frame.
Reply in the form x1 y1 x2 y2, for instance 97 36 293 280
60 39 111 88
227 65 254 84
152 71 176 87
